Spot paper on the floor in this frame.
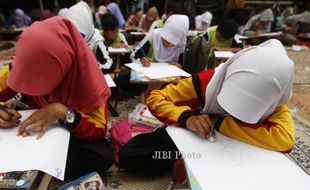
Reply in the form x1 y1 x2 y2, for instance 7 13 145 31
0 110 70 180
125 62 191 79
214 51 235 58
104 74 116 87
166 126 310 190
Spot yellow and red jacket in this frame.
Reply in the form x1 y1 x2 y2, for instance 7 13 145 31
147 69 295 152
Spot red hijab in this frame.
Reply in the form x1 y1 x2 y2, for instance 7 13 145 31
8 17 111 113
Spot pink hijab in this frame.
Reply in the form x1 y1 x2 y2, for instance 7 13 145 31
8 17 111 113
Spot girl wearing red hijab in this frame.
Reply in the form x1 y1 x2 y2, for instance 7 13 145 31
0 16 113 179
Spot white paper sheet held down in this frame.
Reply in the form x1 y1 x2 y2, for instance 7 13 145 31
166 126 310 190
104 74 116 87
125 62 191 79
0 110 70 180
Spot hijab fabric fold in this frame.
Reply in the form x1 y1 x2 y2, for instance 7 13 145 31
202 39 294 124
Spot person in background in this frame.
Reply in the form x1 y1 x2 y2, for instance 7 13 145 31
5 9 32 29
118 39 295 176
58 8 69 17
138 6 159 32
125 8 144 31
241 8 274 36
114 15 189 96
275 7 294 31
195 11 213 31
107 2 126 29
66 1 113 74
0 16 114 179
95 6 108 29
130 0 144 13
148 1 182 32
131 14 189 67
101 14 128 48
203 19 241 53
281 10 310 45
0 11 5 29
40 9 54 21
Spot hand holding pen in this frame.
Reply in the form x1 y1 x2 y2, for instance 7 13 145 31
0 103 21 128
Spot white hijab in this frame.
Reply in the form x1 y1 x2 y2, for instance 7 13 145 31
202 39 294 124
195 11 213 30
58 8 69 17
66 2 112 69
151 14 189 62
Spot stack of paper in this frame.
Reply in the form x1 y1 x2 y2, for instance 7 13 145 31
125 62 191 79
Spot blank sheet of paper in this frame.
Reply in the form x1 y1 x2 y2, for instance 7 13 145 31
214 51 235 58
166 126 310 190
125 62 191 79
104 74 116 87
0 110 70 180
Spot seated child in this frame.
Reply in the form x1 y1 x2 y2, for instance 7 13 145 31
101 13 128 48
131 14 189 67
241 8 274 36
195 11 213 31
0 16 114 179
119 39 295 176
203 19 241 53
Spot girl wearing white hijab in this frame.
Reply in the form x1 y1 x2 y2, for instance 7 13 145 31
241 8 274 36
95 5 108 29
66 2 113 73
147 39 295 152
195 11 213 31
131 14 189 67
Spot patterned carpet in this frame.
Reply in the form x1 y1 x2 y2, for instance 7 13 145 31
0 41 309 190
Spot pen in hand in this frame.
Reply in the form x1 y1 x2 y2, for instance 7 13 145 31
0 103 21 128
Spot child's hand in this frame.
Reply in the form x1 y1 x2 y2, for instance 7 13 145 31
112 43 126 48
186 115 216 140
141 57 152 67
169 62 182 68
18 103 68 140
0 108 21 128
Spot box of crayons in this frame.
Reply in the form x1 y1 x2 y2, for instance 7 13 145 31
128 104 164 128
0 171 38 189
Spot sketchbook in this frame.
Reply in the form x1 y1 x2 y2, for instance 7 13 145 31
0 110 70 180
166 126 310 190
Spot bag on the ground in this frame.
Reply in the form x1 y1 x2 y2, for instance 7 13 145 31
110 119 156 165
182 36 217 74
